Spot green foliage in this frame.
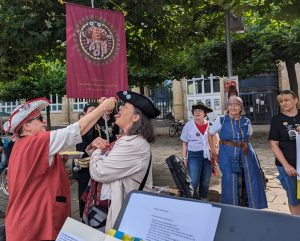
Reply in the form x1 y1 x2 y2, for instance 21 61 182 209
0 0 299 97
0 0 65 81
0 56 66 101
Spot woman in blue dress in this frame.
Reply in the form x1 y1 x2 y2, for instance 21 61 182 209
208 96 267 209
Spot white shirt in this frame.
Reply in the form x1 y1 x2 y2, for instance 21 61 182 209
180 120 211 159
49 122 82 166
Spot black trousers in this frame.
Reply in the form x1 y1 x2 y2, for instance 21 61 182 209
78 180 89 218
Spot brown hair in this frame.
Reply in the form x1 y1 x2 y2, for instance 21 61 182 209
126 107 155 143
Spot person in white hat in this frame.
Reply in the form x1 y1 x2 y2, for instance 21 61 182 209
3 97 116 241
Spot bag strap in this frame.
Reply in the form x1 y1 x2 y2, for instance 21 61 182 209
138 152 152 191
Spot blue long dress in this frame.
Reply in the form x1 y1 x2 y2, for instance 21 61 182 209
218 115 267 209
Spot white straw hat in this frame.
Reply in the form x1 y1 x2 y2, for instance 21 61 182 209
3 98 50 134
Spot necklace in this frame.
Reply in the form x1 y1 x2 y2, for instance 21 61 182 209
195 120 205 125
284 110 298 123
284 109 298 116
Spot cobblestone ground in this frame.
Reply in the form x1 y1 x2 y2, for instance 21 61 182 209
0 124 290 225
150 125 289 214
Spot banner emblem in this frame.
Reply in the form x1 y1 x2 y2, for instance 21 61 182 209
75 17 120 64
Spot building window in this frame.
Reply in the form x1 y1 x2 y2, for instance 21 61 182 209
204 78 211 94
195 80 202 94
206 99 211 107
214 99 220 110
49 94 62 112
188 100 194 111
0 100 21 113
73 98 88 112
187 81 194 95
213 78 220 92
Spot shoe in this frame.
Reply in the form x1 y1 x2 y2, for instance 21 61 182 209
0 210 5 218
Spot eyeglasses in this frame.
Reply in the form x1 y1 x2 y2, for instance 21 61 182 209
193 109 204 114
228 103 240 108
28 115 43 123
278 90 296 97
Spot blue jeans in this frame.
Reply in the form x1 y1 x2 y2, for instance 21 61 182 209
187 150 212 198
277 165 300 206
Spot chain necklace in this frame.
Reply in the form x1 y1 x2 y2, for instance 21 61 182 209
283 110 298 124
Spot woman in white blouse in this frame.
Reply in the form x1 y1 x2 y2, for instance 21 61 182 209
180 101 215 199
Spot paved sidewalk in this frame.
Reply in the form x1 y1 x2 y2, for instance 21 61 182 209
0 124 290 225
151 124 289 214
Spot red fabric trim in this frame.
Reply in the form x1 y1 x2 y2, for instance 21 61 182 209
194 121 208 135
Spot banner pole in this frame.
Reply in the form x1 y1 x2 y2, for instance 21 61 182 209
91 0 94 8
103 113 110 143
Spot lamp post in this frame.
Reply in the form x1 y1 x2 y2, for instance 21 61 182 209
225 10 245 78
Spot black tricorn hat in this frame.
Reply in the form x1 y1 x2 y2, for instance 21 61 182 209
117 91 161 119
192 101 213 114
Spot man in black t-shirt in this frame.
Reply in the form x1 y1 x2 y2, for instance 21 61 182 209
269 89 300 215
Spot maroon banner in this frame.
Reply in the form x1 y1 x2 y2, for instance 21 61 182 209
66 3 128 98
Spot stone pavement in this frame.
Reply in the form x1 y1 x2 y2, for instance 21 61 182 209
0 124 290 226
151 124 289 214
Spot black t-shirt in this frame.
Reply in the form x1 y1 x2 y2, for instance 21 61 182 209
268 112 300 168
73 126 99 181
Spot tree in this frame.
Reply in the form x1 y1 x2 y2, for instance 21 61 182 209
0 0 299 89
0 0 65 81
0 56 66 128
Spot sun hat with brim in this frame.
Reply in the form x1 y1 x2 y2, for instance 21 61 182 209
192 101 213 114
3 98 50 134
117 91 161 119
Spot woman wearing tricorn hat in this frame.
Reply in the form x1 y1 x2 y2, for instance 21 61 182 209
208 95 267 209
3 97 116 241
87 91 160 231
180 101 218 199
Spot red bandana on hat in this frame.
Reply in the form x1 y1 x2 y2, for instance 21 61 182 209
3 98 50 134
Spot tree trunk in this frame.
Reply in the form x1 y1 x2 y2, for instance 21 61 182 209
287 60 298 98
140 85 145 95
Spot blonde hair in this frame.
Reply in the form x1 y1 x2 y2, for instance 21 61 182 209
277 90 299 109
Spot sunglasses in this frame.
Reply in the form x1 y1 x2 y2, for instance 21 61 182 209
278 90 296 97
28 115 43 123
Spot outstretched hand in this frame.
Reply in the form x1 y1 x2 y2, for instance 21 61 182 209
99 97 117 112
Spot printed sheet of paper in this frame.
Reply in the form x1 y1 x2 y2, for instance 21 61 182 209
118 193 221 241
56 217 107 241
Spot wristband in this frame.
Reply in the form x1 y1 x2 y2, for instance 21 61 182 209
182 157 187 160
